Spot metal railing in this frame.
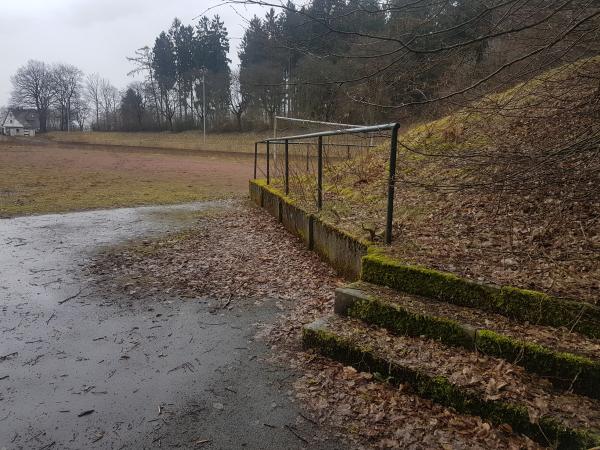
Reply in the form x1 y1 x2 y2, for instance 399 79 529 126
254 123 400 244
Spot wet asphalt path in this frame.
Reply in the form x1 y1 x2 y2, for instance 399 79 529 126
0 203 343 449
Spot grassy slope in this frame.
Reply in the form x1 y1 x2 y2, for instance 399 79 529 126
276 56 600 303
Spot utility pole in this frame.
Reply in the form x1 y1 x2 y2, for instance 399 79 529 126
202 72 206 144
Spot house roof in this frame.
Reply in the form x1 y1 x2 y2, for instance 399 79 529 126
3 109 40 129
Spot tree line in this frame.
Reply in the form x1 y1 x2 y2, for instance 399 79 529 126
127 16 231 131
8 2 599 132
8 14 234 133
10 60 135 133
234 0 599 125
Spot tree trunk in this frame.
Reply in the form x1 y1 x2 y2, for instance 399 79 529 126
39 110 47 133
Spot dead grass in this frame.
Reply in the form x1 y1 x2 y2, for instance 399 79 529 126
274 56 600 303
45 130 262 153
0 141 251 217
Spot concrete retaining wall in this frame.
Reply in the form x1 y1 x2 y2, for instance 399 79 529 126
249 180 367 280
281 201 312 247
261 186 281 221
312 219 367 280
249 181 262 206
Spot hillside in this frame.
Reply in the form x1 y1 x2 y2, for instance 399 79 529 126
276 56 600 303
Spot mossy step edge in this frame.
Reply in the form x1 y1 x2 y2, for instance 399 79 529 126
361 253 600 340
335 287 600 400
303 318 600 450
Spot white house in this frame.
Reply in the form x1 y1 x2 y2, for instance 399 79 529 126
1 109 40 137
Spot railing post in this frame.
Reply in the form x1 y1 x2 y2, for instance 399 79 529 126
266 141 270 184
306 143 310 171
284 139 289 195
253 142 258 179
385 124 400 245
317 136 323 210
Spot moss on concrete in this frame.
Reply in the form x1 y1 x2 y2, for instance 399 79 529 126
253 179 600 397
303 323 600 449
252 179 298 207
361 252 600 340
252 179 370 246
347 296 476 349
476 330 600 399
342 287 600 399
253 179 368 279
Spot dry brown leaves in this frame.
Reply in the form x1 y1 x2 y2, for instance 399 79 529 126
357 283 600 360
91 202 543 448
275 58 600 304
322 315 600 433
290 355 539 450
90 203 340 305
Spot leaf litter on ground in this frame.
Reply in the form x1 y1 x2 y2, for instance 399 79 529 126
90 202 542 449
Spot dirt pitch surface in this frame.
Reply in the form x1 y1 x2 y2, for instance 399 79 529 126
0 138 252 218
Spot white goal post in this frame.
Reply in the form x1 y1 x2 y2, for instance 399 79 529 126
273 116 362 138
272 116 367 166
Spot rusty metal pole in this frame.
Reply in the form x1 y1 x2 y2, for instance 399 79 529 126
253 142 258 179
317 136 323 210
284 139 289 195
266 141 270 184
306 143 310 172
385 124 400 245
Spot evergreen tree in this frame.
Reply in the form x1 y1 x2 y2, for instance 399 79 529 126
152 31 177 130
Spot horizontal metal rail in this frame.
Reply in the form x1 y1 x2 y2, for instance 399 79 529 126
274 116 362 129
259 123 398 144
269 141 377 148
253 122 400 244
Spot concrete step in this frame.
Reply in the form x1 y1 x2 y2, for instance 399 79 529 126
335 282 600 400
303 315 600 449
361 253 600 340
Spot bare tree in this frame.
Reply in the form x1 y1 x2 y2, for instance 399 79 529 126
100 79 119 130
85 73 102 130
71 95 90 131
52 63 83 132
229 68 248 130
128 46 162 126
10 60 54 132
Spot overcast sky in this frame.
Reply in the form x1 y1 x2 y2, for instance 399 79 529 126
0 0 268 106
